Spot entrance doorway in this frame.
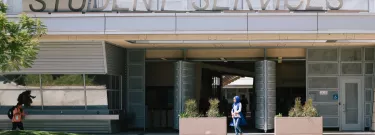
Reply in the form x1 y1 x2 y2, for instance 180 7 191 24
340 77 364 131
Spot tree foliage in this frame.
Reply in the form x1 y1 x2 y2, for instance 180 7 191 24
0 0 46 72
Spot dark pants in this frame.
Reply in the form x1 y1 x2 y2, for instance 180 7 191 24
12 122 24 130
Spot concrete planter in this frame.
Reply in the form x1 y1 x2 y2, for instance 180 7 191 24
179 117 227 135
275 117 323 135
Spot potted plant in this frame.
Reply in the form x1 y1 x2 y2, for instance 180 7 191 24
179 98 227 135
275 97 323 135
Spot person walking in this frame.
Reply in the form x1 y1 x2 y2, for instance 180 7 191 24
240 95 248 119
230 96 247 135
12 103 25 130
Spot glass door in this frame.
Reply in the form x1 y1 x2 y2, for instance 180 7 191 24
340 77 363 131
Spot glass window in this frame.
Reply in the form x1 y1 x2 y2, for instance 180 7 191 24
86 75 109 89
86 75 121 111
0 74 122 113
0 75 40 89
42 90 85 109
0 75 42 108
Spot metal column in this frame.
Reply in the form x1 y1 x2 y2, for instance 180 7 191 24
255 60 276 132
174 61 196 129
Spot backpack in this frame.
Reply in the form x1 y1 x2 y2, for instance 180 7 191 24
7 106 23 120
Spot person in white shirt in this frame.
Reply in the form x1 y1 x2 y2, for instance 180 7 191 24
230 96 247 135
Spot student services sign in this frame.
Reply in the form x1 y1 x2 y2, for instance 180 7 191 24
23 0 344 12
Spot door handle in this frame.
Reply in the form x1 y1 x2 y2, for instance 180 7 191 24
343 103 346 112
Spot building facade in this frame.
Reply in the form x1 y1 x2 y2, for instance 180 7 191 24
1 0 375 133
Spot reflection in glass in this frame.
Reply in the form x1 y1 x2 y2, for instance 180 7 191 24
42 90 85 107
0 75 40 89
41 74 84 89
0 74 122 113
0 75 42 107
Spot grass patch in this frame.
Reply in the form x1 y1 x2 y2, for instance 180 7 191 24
0 130 84 135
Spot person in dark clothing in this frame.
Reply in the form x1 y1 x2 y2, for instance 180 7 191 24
220 96 228 117
240 95 248 119
17 90 36 107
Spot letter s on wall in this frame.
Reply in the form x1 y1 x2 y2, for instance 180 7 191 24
327 0 343 10
29 0 46 12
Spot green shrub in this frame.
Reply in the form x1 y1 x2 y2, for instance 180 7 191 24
179 99 200 118
276 113 282 117
206 98 220 117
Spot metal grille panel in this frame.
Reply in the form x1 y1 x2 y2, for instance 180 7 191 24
365 103 371 116
341 48 362 61
314 104 338 116
307 48 374 129
308 77 338 88
365 63 373 74
255 60 276 131
174 61 195 129
365 48 374 61
128 78 143 90
341 63 362 75
127 49 145 128
308 49 338 61
308 63 338 75
308 91 338 103
366 90 372 102
323 118 339 127
366 117 371 127
365 76 373 89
